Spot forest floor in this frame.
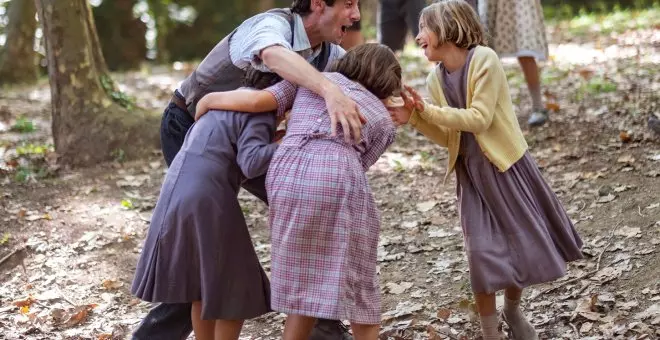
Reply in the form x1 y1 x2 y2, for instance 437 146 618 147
0 10 659 340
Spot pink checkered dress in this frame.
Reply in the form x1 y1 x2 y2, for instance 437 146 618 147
264 73 396 324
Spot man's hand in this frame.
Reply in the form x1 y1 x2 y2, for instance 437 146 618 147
325 86 365 143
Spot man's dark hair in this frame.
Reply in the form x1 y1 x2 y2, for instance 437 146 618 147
242 66 283 90
290 0 337 15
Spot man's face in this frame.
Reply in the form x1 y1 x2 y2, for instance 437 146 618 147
315 0 360 44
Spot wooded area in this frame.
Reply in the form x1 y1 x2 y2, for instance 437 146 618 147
0 0 658 339
0 0 655 171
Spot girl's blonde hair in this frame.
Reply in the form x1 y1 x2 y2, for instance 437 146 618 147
420 0 487 49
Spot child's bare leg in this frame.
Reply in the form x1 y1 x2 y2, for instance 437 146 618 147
474 292 502 340
214 319 244 340
518 56 548 126
282 314 316 340
503 288 538 340
191 301 215 340
350 322 379 340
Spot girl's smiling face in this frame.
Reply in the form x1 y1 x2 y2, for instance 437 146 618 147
416 24 443 62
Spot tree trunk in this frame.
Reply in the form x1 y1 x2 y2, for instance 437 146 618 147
0 0 38 85
35 0 160 167
146 0 172 64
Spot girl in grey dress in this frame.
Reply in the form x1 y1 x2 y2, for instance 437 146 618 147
131 71 283 340
389 2 583 339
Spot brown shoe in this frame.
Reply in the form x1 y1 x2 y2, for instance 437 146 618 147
309 319 352 340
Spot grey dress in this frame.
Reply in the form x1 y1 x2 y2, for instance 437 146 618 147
446 48 583 294
131 110 277 320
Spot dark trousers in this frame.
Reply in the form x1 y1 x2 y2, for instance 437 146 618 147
132 92 267 339
378 0 426 51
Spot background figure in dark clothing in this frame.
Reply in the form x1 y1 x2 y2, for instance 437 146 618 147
378 0 426 52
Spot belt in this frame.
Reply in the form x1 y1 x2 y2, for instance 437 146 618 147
170 92 190 115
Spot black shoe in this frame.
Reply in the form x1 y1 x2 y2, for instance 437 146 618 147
527 109 549 127
309 319 352 340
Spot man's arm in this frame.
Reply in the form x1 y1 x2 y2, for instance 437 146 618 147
261 45 363 143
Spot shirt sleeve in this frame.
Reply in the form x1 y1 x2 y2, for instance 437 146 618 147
264 80 298 118
230 14 293 72
351 88 396 170
236 114 278 179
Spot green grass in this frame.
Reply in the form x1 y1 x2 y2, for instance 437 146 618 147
547 5 660 37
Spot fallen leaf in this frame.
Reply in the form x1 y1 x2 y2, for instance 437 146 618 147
437 308 451 320
616 155 635 164
580 321 593 333
386 282 414 295
591 266 623 284
635 303 660 321
101 279 124 290
596 194 617 203
645 203 659 210
64 304 95 327
13 296 35 308
614 226 641 238
416 201 437 212
546 101 561 112
619 131 632 143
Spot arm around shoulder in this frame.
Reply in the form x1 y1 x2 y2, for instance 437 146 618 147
195 90 278 120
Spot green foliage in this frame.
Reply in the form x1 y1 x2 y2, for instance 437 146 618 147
10 142 55 183
111 148 126 163
100 74 135 110
16 143 52 156
586 76 617 94
393 159 405 173
0 232 9 245
121 199 135 209
11 117 36 133
543 0 658 20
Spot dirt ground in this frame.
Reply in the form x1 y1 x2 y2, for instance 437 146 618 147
1 18 659 340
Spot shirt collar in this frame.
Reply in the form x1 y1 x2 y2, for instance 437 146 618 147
292 13 322 58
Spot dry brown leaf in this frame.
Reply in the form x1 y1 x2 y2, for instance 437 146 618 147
64 304 96 327
13 296 35 308
619 131 632 143
102 279 124 290
545 101 561 112
427 325 443 340
437 308 451 320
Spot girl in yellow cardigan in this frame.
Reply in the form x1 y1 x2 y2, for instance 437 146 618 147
389 1 583 339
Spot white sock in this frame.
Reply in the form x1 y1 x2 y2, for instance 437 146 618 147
503 297 538 340
480 314 501 340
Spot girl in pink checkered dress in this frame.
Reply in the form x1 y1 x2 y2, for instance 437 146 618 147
197 43 402 340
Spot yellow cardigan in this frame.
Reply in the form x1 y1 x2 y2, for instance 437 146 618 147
409 45 528 183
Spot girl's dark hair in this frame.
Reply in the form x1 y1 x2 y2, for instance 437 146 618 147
290 0 337 15
328 43 401 99
242 66 283 90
